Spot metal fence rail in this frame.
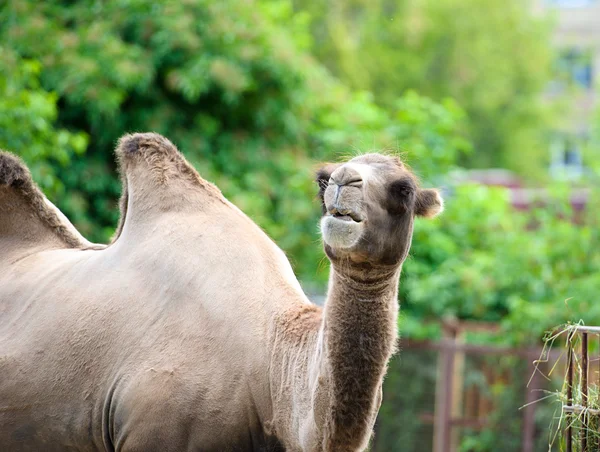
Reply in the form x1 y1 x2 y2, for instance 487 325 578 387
397 319 562 452
563 326 600 452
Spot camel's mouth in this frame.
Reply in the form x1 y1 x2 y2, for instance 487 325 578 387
330 212 363 223
320 212 364 249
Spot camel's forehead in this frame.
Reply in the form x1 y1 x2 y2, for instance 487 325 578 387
346 153 405 183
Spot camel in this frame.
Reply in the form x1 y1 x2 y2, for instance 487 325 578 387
0 133 443 451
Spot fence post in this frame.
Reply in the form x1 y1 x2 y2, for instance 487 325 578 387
567 331 574 452
434 323 456 452
582 332 588 452
522 351 538 452
597 334 599 452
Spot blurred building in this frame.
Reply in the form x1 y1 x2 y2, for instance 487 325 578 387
447 168 589 213
533 0 600 180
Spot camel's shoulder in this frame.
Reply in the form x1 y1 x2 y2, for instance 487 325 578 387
0 151 96 259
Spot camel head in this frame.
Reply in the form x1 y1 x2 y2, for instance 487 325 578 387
316 153 443 266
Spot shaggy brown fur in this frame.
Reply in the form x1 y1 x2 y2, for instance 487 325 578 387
112 133 224 242
276 304 323 341
116 133 220 192
0 151 87 249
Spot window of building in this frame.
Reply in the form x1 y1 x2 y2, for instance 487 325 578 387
554 49 594 90
550 135 585 180
547 0 597 7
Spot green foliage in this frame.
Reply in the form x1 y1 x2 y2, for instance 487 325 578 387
401 184 600 345
0 0 469 284
455 357 558 452
374 352 557 452
294 0 555 177
0 48 88 198
2 0 592 350
374 350 437 451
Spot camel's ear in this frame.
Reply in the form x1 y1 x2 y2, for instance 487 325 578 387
315 163 340 214
415 188 444 218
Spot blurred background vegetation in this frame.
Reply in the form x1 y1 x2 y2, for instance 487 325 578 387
2 0 599 450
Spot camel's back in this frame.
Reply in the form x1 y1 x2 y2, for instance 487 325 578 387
0 137 307 450
0 247 128 450
0 210 298 450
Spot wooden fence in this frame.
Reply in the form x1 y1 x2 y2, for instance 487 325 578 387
378 319 563 452
563 326 600 452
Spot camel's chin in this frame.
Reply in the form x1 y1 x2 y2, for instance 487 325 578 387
321 216 363 249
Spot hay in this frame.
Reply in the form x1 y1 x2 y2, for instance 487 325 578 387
527 322 600 451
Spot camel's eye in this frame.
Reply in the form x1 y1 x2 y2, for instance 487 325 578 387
390 180 414 197
346 178 363 188
328 177 362 187
387 178 416 214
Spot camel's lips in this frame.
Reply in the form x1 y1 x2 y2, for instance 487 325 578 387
330 212 363 223
321 213 363 249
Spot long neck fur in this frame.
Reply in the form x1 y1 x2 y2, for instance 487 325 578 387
320 261 400 450
269 262 401 451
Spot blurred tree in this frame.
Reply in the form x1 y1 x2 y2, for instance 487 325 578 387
0 47 88 199
293 0 555 177
0 0 469 284
402 184 600 345
2 0 590 343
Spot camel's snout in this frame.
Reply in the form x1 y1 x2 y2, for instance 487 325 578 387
329 165 363 187
324 165 365 222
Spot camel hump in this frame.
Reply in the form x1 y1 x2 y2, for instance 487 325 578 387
0 151 93 256
117 133 190 184
116 133 221 194
111 133 225 241
0 151 29 187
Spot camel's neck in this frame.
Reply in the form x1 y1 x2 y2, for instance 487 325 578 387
267 263 401 450
320 262 401 450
